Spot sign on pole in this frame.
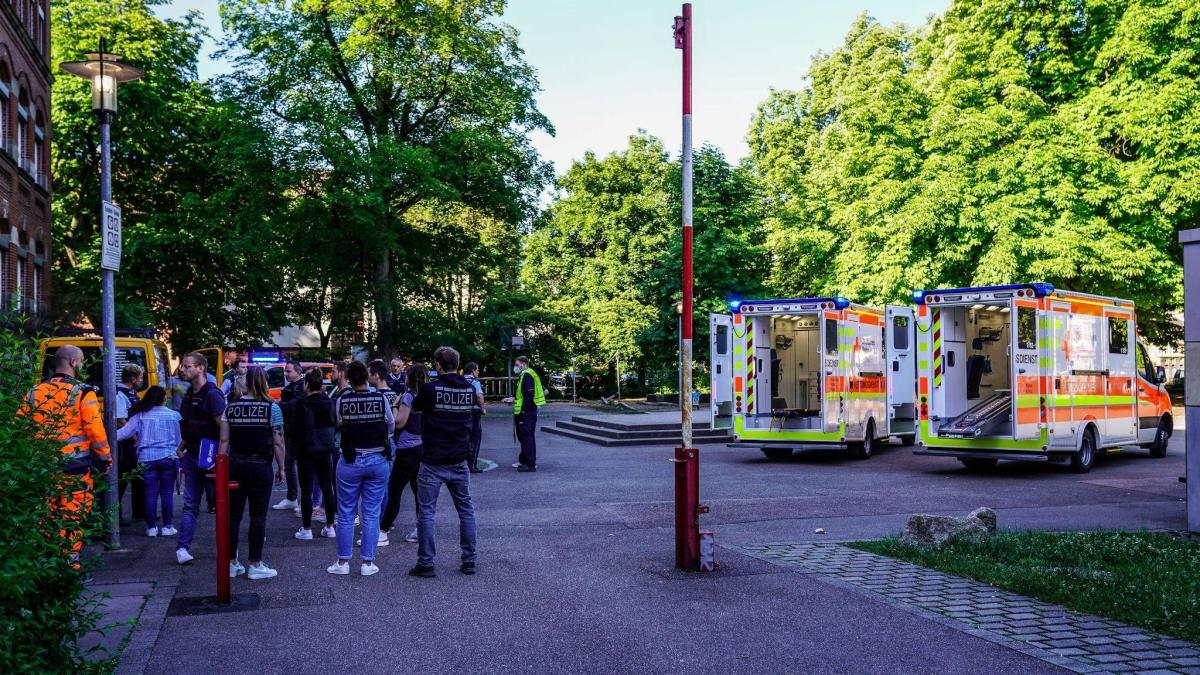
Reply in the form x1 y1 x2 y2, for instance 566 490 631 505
101 201 121 271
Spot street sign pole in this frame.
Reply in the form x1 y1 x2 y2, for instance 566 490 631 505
1182 228 1199 533
99 107 120 549
673 3 703 572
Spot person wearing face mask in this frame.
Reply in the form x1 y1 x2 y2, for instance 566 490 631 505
510 356 543 472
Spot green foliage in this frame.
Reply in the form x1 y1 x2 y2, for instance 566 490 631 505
52 0 293 348
0 326 109 671
852 531 1200 642
749 0 1196 343
523 134 765 381
218 0 552 355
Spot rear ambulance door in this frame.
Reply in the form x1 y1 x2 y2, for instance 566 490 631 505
821 312 842 432
885 305 915 437
1012 300 1041 440
1103 311 1137 444
710 313 734 430
1047 301 1075 448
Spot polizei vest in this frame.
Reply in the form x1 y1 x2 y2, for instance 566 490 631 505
226 399 274 459
338 391 390 456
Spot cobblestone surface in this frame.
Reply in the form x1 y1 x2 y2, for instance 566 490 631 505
742 543 1200 675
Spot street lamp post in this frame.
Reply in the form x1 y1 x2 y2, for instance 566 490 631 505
61 40 145 548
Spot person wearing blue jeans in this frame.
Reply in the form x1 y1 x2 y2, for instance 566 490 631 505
115 385 181 536
328 360 394 576
174 353 228 565
409 346 478 578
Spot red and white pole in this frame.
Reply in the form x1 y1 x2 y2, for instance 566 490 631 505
673 3 702 572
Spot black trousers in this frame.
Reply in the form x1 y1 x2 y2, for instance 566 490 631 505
516 408 537 467
297 451 335 529
283 440 299 501
468 411 483 470
381 445 421 532
228 457 273 563
118 439 145 519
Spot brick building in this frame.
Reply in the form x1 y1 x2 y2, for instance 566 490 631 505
0 0 49 320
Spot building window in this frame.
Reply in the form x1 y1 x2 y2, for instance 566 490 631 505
14 254 23 312
0 244 6 311
16 91 27 170
31 262 39 313
32 109 42 178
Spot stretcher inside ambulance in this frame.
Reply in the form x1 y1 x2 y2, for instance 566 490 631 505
912 283 1173 472
711 297 916 460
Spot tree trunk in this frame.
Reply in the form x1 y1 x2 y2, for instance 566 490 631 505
371 250 395 358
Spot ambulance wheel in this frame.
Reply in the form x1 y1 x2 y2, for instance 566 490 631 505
1071 429 1096 474
851 421 875 459
1148 418 1170 458
958 457 997 471
761 448 794 460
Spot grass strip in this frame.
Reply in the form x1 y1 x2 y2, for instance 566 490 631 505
849 531 1200 643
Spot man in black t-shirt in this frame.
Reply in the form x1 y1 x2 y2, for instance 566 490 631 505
175 352 228 565
408 346 478 578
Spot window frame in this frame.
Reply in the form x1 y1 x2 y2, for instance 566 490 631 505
1016 307 1036 351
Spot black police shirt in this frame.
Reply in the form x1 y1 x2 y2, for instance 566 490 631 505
413 372 475 465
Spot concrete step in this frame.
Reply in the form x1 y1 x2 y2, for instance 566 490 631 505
555 420 730 440
569 415 714 432
542 425 733 447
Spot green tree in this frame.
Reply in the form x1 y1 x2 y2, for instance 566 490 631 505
52 0 293 348
749 1 1196 343
218 0 553 356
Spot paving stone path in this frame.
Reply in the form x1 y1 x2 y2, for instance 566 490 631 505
740 542 1200 675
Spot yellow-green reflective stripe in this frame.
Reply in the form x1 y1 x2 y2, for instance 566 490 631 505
1051 395 1135 406
1039 358 1052 368
918 359 929 370
918 341 928 352
846 393 885 400
1015 395 1041 407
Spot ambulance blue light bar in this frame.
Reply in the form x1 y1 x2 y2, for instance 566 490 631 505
737 297 850 313
912 283 1055 304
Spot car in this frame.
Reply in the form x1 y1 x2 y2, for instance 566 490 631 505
260 361 336 400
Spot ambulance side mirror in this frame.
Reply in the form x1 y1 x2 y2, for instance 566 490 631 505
1155 366 1166 384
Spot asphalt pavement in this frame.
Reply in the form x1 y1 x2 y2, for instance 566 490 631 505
94 402 1187 674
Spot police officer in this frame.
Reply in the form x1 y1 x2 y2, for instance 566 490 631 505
386 357 407 395
328 361 394 577
22 344 111 561
408 346 478 578
512 356 544 472
221 366 285 580
463 362 486 473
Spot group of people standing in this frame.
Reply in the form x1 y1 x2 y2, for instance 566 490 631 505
27 343 546 579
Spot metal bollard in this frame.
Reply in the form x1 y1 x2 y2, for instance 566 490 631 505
213 453 239 604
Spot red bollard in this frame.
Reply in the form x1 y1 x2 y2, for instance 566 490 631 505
673 446 700 570
213 453 234 604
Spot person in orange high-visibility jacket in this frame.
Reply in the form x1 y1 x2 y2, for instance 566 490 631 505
22 344 112 558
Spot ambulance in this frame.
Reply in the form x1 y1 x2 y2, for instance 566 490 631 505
710 297 918 459
911 283 1174 472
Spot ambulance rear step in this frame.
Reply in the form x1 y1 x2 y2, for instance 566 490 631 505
937 392 1011 439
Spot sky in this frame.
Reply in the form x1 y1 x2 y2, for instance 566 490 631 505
159 0 950 176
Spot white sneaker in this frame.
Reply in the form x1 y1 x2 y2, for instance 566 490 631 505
511 462 521 468
248 562 278 580
405 528 418 543
230 560 246 577
293 506 302 517
360 562 379 576
354 515 360 526
160 525 178 536
377 530 390 547
294 527 313 541
146 527 159 537
272 498 298 510
326 561 350 575
312 507 326 523
320 525 337 539
176 548 194 565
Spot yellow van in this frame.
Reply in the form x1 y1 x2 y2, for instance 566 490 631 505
38 334 232 404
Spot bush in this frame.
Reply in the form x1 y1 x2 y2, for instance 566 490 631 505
0 327 109 672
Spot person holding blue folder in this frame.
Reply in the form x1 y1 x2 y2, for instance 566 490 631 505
175 352 228 565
